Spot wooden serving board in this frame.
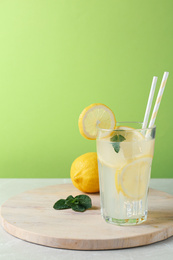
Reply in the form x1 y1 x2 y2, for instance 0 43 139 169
0 183 173 250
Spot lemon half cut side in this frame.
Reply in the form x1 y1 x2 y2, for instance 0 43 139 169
78 103 116 140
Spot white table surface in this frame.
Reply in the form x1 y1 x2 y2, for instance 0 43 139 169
0 178 173 260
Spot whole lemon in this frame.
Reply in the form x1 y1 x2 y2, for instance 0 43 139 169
70 152 99 193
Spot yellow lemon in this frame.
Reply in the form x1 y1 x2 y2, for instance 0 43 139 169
78 103 116 140
115 156 152 200
70 152 99 193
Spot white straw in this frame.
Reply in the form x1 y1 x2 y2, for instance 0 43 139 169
142 76 157 130
148 71 169 128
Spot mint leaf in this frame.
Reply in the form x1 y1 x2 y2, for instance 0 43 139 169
118 135 126 142
112 142 120 153
110 135 118 142
66 195 92 210
65 195 75 206
71 204 86 212
53 194 92 212
65 198 78 207
53 199 71 210
110 134 126 142
76 195 92 209
110 134 126 153
66 195 74 201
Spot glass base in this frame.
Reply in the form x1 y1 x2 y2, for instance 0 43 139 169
104 214 147 226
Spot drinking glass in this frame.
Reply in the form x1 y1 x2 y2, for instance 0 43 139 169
96 122 156 225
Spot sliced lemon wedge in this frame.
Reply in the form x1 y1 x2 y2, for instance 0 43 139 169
78 103 116 140
115 156 152 200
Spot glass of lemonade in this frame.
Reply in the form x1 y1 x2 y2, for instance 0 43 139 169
96 122 156 225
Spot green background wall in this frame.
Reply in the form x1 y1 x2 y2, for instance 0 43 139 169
0 0 172 178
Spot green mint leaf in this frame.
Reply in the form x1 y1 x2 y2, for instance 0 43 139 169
112 142 120 153
65 195 75 206
53 194 92 212
118 134 126 142
110 134 126 153
71 204 86 212
66 195 74 201
110 134 125 142
75 195 92 209
65 198 78 207
110 134 119 142
53 199 71 210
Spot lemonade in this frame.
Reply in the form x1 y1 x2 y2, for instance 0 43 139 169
96 122 155 225
77 71 169 225
77 102 159 225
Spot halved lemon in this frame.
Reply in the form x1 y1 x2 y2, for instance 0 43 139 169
78 103 116 140
115 156 152 200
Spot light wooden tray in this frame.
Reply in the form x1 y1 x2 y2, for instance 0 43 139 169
0 183 173 250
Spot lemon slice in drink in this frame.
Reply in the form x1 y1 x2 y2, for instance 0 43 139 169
115 156 152 200
97 126 145 169
114 126 144 141
113 126 145 160
78 103 116 140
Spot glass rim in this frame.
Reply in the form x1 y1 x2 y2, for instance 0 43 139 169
97 121 156 132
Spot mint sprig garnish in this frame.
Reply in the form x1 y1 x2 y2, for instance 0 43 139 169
53 195 92 212
110 134 126 153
